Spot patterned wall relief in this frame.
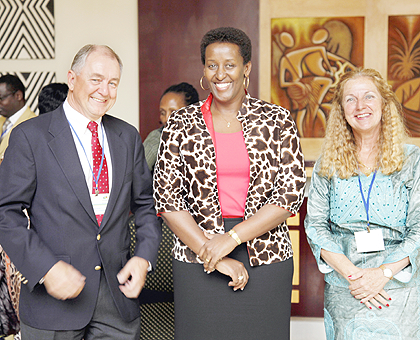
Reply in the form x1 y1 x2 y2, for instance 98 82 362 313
388 15 420 137
0 71 56 114
271 17 364 137
0 0 55 59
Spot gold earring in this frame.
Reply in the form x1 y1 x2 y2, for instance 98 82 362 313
200 76 210 91
243 75 250 90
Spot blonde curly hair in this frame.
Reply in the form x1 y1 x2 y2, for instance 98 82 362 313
319 68 407 179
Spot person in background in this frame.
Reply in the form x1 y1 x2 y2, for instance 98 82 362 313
0 74 37 338
143 82 199 172
154 27 306 339
0 44 161 340
139 82 198 339
0 74 36 161
38 83 69 114
305 68 420 339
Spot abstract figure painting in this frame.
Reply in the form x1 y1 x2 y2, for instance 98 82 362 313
271 17 364 137
0 0 55 59
388 15 420 137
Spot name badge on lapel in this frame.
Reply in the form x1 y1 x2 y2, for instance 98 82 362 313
91 193 109 215
354 229 385 253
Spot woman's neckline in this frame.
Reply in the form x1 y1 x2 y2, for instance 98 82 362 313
215 130 243 135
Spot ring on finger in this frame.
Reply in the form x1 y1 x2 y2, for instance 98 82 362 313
361 293 367 298
205 258 210 263
238 275 244 281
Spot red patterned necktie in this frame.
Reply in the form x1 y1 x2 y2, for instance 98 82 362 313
87 121 109 226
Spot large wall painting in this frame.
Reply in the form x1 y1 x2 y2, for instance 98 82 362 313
0 0 55 59
388 15 420 137
271 17 364 137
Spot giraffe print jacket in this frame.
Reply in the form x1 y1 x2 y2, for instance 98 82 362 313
154 94 306 266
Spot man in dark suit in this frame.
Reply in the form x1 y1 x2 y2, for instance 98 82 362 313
0 45 161 339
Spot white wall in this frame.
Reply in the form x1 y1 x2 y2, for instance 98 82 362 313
291 317 326 340
1 0 139 128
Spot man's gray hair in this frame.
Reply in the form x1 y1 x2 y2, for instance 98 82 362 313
70 44 123 75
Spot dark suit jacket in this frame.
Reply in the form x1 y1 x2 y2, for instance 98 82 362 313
0 105 161 330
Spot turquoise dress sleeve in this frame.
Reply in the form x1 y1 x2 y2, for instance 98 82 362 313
381 145 420 280
304 159 344 275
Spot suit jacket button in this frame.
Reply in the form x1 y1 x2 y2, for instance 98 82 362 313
97 234 101 241
95 265 101 271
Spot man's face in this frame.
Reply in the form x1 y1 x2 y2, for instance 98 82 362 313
0 83 22 118
67 49 121 121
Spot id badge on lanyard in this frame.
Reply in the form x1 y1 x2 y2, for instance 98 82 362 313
91 193 109 215
355 170 385 253
355 229 385 252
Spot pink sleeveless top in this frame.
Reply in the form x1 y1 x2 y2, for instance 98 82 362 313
214 131 250 217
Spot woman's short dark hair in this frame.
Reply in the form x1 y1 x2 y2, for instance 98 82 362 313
200 27 252 65
38 83 69 114
161 82 199 106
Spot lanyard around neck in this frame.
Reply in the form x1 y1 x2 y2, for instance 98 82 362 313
68 120 105 195
358 170 377 232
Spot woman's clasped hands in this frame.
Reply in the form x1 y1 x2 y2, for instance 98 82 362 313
198 231 249 291
348 267 392 310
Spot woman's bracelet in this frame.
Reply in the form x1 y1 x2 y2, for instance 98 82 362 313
228 229 241 245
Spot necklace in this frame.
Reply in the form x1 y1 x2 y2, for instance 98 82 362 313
219 114 232 128
359 162 375 171
217 112 238 128
358 145 379 172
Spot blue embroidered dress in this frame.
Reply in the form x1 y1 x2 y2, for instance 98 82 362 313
305 144 420 340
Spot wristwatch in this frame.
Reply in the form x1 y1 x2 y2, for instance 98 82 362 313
380 265 393 280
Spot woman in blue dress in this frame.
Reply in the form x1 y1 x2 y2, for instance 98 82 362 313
305 68 420 339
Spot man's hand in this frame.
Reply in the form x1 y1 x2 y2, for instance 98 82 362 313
117 256 149 298
43 260 86 300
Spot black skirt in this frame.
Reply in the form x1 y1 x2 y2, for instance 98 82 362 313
172 218 293 340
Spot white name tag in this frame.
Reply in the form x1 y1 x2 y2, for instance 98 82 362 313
91 193 109 215
354 229 385 253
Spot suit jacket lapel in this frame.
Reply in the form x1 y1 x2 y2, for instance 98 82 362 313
99 115 127 230
47 107 97 224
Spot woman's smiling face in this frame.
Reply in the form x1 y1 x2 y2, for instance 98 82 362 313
342 76 383 138
203 42 251 104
